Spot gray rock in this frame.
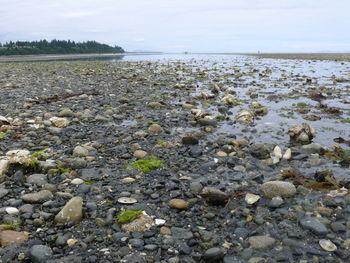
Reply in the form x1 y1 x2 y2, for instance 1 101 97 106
26 174 48 186
21 190 53 203
300 217 328 235
198 119 217 127
260 181 296 198
203 247 225 262
29 245 53 263
189 181 203 194
250 144 271 159
269 196 284 208
0 188 9 198
54 196 83 223
171 227 193 239
301 143 323 154
248 235 276 249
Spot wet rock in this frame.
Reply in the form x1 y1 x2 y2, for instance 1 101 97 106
182 136 199 145
54 196 83 223
260 181 296 198
21 190 54 203
301 143 323 154
29 245 53 263
203 247 225 262
288 123 315 143
0 188 9 198
236 110 254 123
248 235 276 249
300 217 328 235
250 144 270 159
0 230 28 246
197 118 217 127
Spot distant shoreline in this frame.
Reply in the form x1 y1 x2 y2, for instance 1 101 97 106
0 52 163 62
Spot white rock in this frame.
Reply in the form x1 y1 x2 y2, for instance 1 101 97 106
6 149 33 165
245 193 261 205
6 207 19 215
155 219 166 225
71 178 84 185
273 146 282 159
282 148 292 160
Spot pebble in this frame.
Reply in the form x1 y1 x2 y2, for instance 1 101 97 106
5 207 19 215
29 245 53 263
148 124 164 134
73 145 89 157
300 217 328 235
71 178 84 185
169 199 189 209
121 177 136 183
245 193 260 205
54 196 83 223
260 181 296 198
21 190 54 203
248 235 276 249
133 150 148 159
203 247 224 262
0 230 28 246
49 117 70 128
26 173 48 186
118 197 138 204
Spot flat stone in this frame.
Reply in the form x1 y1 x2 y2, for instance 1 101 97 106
21 190 53 203
301 143 323 154
0 230 28 246
5 207 19 215
248 235 276 249
260 181 296 198
300 217 328 235
54 196 83 223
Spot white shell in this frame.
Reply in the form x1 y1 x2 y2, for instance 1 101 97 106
71 178 84 185
245 193 260 205
282 148 292 160
319 239 337 252
117 197 138 204
273 146 282 159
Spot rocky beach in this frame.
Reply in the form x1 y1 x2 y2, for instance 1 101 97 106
0 54 349 263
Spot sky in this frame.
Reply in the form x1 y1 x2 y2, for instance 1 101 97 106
0 0 349 53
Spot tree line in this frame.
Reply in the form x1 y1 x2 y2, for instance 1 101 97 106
0 40 125 56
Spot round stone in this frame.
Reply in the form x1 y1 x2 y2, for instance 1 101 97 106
29 245 53 263
260 181 296 198
5 207 19 215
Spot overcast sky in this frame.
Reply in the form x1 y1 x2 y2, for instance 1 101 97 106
0 0 349 52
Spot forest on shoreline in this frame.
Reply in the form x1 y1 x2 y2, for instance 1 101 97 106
0 40 124 56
